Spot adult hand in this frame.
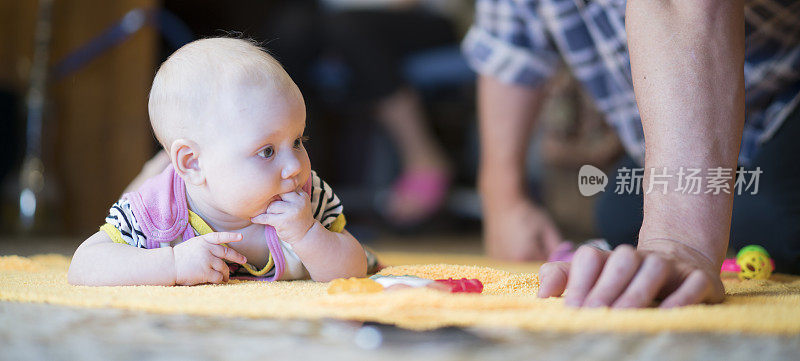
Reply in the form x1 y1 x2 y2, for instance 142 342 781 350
537 240 725 308
483 198 563 261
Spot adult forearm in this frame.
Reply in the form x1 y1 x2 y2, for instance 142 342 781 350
477 75 546 200
627 0 745 266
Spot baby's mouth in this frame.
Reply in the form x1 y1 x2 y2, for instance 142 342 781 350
265 184 302 206
268 194 282 204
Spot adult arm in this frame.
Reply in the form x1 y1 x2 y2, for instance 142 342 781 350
478 74 563 260
539 0 745 307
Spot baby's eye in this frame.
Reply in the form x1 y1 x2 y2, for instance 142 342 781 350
293 136 307 149
259 146 275 159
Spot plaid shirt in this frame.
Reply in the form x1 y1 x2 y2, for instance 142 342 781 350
462 0 800 166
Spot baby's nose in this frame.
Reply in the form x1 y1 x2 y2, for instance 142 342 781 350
281 155 301 179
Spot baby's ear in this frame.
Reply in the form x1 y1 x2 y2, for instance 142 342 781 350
170 139 204 186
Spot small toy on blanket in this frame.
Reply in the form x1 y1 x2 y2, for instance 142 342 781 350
720 245 774 280
327 275 483 294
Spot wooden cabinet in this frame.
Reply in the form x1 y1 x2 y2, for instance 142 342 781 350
1 0 158 235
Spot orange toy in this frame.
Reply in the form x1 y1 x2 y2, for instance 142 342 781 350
327 277 384 294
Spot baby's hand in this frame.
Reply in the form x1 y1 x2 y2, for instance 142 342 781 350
172 232 247 285
251 190 315 244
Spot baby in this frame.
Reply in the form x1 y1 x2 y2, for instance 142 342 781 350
68 38 376 286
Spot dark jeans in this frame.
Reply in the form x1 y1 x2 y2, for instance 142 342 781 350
595 107 800 274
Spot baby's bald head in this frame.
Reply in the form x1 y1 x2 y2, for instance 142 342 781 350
148 38 300 148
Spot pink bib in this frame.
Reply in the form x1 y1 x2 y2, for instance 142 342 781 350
122 164 310 282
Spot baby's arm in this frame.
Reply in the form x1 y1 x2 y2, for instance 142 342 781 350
68 231 177 286
68 231 247 286
252 190 367 282
290 225 367 282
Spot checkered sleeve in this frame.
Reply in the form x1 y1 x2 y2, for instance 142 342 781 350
461 0 560 87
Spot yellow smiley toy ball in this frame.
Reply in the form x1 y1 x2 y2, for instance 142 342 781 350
736 246 772 280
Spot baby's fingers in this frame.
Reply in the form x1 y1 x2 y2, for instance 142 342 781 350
251 212 278 225
201 232 243 245
280 190 308 202
205 270 225 284
210 258 230 283
266 200 292 214
209 244 247 265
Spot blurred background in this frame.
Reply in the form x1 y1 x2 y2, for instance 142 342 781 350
0 0 623 253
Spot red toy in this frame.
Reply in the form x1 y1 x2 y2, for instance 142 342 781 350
434 278 483 293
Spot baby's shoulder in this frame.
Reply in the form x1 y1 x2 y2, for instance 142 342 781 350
103 198 149 248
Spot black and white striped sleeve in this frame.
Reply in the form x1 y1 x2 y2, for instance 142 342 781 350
308 170 345 231
102 198 148 248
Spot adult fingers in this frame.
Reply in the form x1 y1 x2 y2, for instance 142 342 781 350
612 254 671 308
659 269 712 308
582 245 642 308
210 258 230 283
537 261 570 298
209 244 247 265
201 232 242 245
564 245 609 307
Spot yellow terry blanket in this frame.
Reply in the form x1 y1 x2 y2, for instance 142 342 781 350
1 252 799 334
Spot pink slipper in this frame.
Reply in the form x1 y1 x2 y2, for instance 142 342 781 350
386 169 451 226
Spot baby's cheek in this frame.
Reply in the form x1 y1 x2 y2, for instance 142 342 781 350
210 163 282 216
235 188 273 213
243 185 282 215
210 180 260 215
